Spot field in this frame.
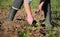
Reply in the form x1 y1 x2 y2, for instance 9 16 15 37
0 0 60 37
0 0 60 10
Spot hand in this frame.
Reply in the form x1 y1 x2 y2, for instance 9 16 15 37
38 2 44 12
27 15 34 25
38 4 43 12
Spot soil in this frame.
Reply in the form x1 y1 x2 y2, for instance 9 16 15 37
0 8 59 37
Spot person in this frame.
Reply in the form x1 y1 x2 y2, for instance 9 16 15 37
7 0 51 26
7 0 35 25
24 0 51 26
24 0 34 25
38 0 51 26
38 0 51 36
7 0 23 21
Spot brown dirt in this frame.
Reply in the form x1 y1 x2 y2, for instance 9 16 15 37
0 8 47 37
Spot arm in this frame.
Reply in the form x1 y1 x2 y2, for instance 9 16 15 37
24 0 32 16
24 0 33 24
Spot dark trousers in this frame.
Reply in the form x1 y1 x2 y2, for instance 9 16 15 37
40 0 51 25
7 0 23 21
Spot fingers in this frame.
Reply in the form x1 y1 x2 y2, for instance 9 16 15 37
27 16 34 25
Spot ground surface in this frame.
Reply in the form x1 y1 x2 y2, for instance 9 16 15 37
0 8 60 37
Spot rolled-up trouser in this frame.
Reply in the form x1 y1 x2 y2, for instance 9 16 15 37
7 0 23 21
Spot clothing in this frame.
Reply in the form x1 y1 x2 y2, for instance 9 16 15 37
25 0 32 3
7 0 32 21
40 0 50 18
7 9 17 21
12 0 32 10
40 0 51 26
40 0 50 3
12 0 23 10
7 0 23 21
